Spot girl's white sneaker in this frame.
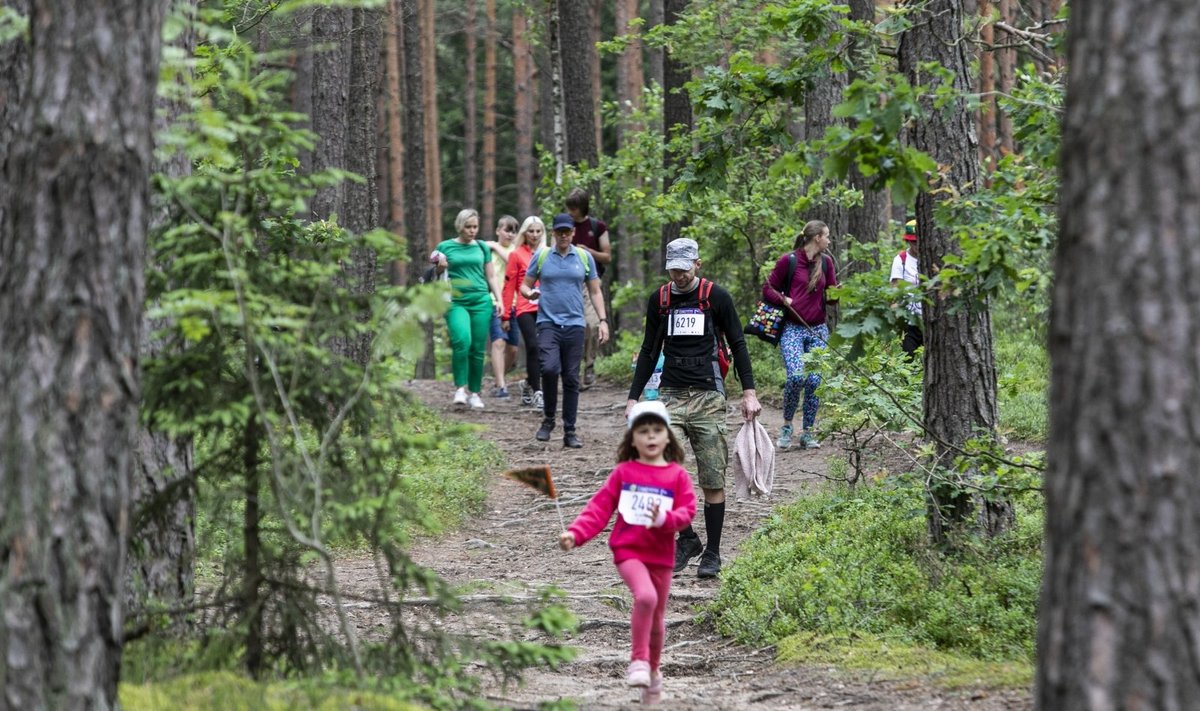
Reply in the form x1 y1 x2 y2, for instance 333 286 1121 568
453 387 468 409
626 660 651 687
468 392 485 410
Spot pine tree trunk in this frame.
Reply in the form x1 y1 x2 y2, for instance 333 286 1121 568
661 0 692 256
843 0 888 275
481 0 497 233
898 0 1007 544
385 0 408 285
463 0 478 208
996 0 1015 154
557 0 598 167
512 6 536 218
421 0 442 245
647 0 665 91
978 1 997 176
1039 3 1200 707
338 6 381 368
0 1 167 705
547 1 566 184
805 65 848 245
401 0 436 377
590 0 603 154
615 0 645 323
311 7 351 221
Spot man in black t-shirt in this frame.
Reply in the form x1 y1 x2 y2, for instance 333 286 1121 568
626 238 762 579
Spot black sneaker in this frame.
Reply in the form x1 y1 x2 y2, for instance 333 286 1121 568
697 550 722 579
535 419 555 442
673 535 703 573
563 432 583 449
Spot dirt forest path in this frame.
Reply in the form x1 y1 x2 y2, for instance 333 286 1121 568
389 378 1031 710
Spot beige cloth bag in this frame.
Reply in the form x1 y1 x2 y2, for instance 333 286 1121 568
733 419 775 500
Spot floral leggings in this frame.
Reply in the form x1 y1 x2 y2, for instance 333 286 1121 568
780 322 829 429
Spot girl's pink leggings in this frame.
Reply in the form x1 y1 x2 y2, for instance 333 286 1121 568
616 559 674 669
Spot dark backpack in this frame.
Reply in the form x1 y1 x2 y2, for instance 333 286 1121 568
656 278 732 378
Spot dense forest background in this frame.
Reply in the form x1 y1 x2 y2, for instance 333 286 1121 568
10 1 1200 710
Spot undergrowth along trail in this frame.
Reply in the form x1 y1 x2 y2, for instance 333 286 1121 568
377 378 1031 710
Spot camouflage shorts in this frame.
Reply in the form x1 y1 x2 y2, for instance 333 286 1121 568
658 387 728 491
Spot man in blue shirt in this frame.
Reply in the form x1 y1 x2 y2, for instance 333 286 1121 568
523 213 609 447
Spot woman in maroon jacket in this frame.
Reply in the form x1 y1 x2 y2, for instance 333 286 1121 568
762 220 838 450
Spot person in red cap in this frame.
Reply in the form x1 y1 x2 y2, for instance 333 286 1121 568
890 220 923 359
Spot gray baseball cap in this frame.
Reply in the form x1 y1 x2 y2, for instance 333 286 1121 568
664 238 700 271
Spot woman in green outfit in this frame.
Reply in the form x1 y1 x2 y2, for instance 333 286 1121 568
432 209 505 410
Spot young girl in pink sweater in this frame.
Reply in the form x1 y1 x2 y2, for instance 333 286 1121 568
559 400 697 704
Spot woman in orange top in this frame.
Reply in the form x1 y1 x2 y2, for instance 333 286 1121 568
502 216 548 407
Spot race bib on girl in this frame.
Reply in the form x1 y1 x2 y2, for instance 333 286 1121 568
668 308 705 337
617 483 675 527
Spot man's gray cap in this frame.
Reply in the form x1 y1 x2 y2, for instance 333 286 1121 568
664 238 700 271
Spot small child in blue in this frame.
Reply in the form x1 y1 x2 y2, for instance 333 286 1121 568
631 353 666 400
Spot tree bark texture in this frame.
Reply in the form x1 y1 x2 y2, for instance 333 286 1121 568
481 0 497 233
547 1 566 184
615 0 645 321
843 0 888 276
401 0 436 378
311 7 351 221
385 0 407 284
421 0 442 245
978 1 997 174
647 0 665 91
557 0 598 167
590 0 603 154
0 0 29 216
995 0 1015 154
463 0 478 208
805 65 848 246
898 0 1005 543
661 0 692 255
512 6 535 218
1038 4 1200 708
0 1 166 706
131 0 200 616
337 7 381 368
615 0 645 137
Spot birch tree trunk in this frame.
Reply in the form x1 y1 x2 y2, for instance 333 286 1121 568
1038 4 1200 708
0 0 167 705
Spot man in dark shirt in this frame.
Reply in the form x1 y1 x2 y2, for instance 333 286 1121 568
566 188 611 389
626 238 762 578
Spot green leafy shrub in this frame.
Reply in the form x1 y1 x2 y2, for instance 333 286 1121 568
121 672 421 711
712 480 1042 663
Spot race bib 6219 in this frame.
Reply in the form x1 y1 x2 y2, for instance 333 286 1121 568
668 308 705 337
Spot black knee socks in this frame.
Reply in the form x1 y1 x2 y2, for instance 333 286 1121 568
704 501 725 555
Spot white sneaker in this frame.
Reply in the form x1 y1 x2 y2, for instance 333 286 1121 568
453 387 468 409
468 392 485 410
532 390 544 408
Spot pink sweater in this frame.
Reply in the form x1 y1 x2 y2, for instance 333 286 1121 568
568 460 697 569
